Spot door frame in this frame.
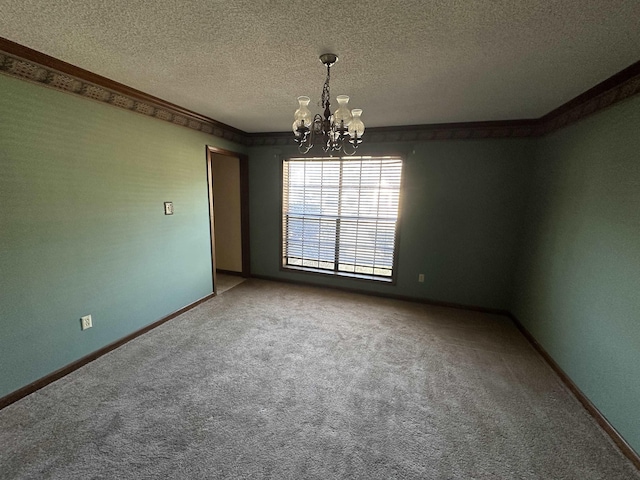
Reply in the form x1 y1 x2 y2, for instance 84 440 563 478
206 145 251 295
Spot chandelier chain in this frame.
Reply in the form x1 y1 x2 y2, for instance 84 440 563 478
321 64 331 111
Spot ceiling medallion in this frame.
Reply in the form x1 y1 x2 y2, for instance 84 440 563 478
293 53 365 155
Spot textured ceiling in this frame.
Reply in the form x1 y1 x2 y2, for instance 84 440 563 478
1 0 639 133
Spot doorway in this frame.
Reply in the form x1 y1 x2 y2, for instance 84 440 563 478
206 146 250 295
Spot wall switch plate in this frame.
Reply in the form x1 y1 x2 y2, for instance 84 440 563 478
164 202 174 215
81 315 92 330
418 274 425 283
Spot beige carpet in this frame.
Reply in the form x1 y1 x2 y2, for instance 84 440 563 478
215 272 246 294
0 279 637 479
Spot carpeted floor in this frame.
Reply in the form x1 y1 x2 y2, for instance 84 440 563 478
215 273 246 295
1 279 638 479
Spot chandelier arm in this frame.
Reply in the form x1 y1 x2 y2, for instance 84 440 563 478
298 142 312 154
301 126 313 152
342 140 357 156
333 131 343 152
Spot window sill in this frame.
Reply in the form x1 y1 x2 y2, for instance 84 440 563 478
282 265 395 284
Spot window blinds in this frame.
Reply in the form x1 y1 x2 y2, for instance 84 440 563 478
282 156 402 280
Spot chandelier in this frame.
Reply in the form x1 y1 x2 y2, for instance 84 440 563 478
293 53 365 155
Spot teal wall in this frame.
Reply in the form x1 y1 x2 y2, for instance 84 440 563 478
513 95 640 453
0 74 243 398
248 140 534 310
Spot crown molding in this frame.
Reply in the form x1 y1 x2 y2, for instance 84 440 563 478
539 59 640 134
0 37 246 145
1 36 639 146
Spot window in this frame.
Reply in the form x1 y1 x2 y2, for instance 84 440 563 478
282 156 403 282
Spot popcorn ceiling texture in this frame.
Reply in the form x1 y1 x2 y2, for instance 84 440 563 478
0 0 639 132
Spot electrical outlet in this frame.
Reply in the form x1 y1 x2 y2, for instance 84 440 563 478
418 274 425 283
81 315 92 330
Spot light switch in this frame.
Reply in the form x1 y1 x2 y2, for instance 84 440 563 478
164 202 174 215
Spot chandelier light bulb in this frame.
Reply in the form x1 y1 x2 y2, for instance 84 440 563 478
333 95 353 130
348 109 365 137
293 96 312 131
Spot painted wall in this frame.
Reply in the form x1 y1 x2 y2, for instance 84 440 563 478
0 74 243 398
248 140 534 310
512 95 640 453
211 154 243 272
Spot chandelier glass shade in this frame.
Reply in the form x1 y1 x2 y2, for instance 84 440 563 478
293 54 364 155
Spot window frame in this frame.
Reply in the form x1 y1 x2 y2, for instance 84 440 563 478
280 155 404 284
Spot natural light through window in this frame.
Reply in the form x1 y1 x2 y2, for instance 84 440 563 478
282 156 403 281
